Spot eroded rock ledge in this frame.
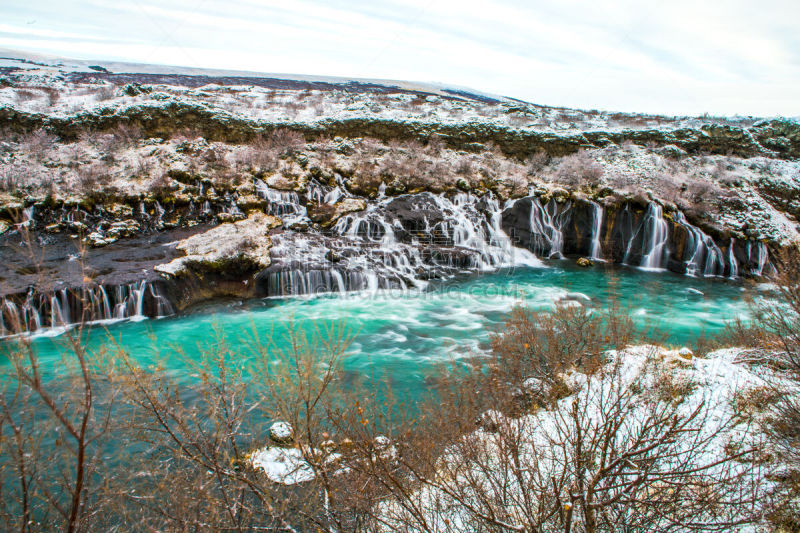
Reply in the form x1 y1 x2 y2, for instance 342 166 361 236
0 187 780 337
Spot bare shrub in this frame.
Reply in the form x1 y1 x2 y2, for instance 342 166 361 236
94 85 117 101
269 128 305 154
147 171 175 195
111 123 142 147
377 358 768 532
751 253 800 455
20 130 57 160
74 163 111 194
454 157 473 176
551 150 604 188
525 149 550 175
236 129 305 172
489 299 637 405
0 308 122 532
0 164 27 192
424 135 446 154
134 154 154 177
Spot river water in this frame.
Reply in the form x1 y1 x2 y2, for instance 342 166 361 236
9 263 756 396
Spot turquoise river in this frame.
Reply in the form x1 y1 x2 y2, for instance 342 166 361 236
3 263 762 396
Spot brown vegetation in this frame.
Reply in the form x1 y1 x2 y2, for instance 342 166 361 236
0 270 788 530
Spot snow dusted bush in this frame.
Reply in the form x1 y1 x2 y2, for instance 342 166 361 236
551 150 604 189
376 347 777 532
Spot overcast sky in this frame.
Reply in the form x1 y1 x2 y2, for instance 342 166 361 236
1 0 798 116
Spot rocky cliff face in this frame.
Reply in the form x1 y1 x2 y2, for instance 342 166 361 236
0 58 797 337
2 104 799 160
0 186 776 337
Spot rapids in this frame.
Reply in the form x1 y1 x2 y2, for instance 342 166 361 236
6 263 757 396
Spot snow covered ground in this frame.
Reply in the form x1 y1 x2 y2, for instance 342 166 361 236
0 48 771 134
243 345 793 530
373 346 790 531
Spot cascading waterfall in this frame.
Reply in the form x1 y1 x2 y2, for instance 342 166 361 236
623 203 669 270
639 203 670 270
267 191 543 298
0 280 174 338
728 238 738 279
255 179 306 222
589 201 604 261
745 241 769 276
527 198 572 259
488 198 542 267
222 192 245 218
673 212 726 277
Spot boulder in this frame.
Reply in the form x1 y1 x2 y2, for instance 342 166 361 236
307 198 366 227
155 212 281 276
269 421 293 445
106 203 134 218
576 257 593 267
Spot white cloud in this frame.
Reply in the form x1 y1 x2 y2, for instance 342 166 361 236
1 0 798 116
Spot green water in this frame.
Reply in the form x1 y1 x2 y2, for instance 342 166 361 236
5 263 755 395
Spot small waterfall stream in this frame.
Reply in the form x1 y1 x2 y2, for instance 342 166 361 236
527 198 572 259
673 212 726 277
638 203 670 270
745 241 769 277
727 239 738 279
255 179 306 222
0 280 174 338
589 201 604 261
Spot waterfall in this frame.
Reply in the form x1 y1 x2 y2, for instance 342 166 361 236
154 201 165 222
623 203 669 270
589 201 604 261
727 239 738 279
745 241 769 276
255 179 306 222
308 178 346 205
0 280 174 338
639 204 669 270
130 280 147 319
222 193 245 218
487 198 541 268
262 268 386 297
527 198 571 259
673 212 725 277
266 191 542 298
20 206 34 228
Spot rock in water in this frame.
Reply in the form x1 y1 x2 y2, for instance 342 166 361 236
576 257 594 267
